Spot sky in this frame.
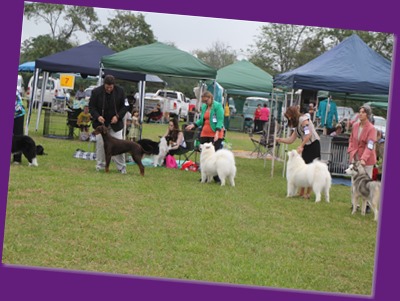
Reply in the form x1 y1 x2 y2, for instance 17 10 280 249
20 6 269 59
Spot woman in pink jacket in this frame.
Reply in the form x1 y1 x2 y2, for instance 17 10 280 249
347 104 377 178
259 103 270 131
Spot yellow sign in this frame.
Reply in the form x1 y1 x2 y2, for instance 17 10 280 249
60 74 75 89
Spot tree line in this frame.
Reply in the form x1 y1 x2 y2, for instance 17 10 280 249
20 3 393 98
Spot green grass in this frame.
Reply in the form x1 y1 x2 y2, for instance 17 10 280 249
3 109 378 296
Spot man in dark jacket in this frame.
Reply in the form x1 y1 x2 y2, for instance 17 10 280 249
89 75 129 173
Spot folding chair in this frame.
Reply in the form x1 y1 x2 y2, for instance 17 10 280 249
66 108 82 139
174 124 201 164
249 117 281 158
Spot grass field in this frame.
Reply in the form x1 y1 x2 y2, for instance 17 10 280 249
3 109 378 296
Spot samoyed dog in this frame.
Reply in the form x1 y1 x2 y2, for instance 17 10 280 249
200 142 236 186
286 150 331 202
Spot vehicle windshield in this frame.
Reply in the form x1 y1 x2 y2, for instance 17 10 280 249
85 89 92 98
374 117 386 127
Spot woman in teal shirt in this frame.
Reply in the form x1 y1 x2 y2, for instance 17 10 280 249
13 90 26 164
185 91 225 150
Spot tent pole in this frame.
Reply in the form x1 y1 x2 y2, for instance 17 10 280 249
35 71 49 132
25 68 39 135
138 80 146 140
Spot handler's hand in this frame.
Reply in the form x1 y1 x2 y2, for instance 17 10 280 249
360 159 366 166
214 132 219 142
296 146 304 154
111 116 118 124
98 116 105 124
185 124 194 131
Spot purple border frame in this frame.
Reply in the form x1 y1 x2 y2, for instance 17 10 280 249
1 1 399 300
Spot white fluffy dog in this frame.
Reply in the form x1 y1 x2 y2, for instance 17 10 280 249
153 137 169 167
200 142 236 186
286 150 331 202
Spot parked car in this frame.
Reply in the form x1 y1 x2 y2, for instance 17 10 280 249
17 75 25 97
84 85 99 101
243 97 269 120
27 76 69 107
373 116 387 138
144 89 189 120
337 106 354 123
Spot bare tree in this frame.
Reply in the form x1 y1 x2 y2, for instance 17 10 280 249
192 41 237 69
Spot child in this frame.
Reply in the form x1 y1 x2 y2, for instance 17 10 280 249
77 105 91 140
128 110 140 141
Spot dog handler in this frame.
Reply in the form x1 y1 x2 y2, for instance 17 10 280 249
13 90 26 164
185 90 224 182
276 105 321 199
347 104 377 178
89 75 129 173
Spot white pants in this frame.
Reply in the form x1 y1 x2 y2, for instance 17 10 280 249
95 128 126 171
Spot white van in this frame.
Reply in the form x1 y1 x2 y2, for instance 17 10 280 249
17 75 25 97
243 97 269 120
27 76 68 106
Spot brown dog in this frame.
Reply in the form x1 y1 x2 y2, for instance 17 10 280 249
93 125 147 176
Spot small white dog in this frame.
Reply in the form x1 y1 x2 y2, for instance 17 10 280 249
153 137 169 167
286 150 331 202
200 142 236 186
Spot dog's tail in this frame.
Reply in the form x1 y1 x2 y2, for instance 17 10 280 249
136 139 157 155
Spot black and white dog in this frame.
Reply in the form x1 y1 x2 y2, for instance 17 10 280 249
11 135 39 167
345 161 380 221
137 137 169 167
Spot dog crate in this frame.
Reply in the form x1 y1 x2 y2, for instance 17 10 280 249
319 134 350 176
228 115 245 132
43 108 73 139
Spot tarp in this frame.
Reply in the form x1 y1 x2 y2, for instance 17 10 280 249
216 60 273 96
274 34 392 94
18 61 35 72
101 42 217 80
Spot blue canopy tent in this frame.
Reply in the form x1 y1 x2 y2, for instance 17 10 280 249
29 41 164 134
18 61 35 72
274 34 392 95
273 34 392 177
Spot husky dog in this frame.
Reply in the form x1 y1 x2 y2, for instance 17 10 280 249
345 161 381 221
200 142 236 186
286 150 331 202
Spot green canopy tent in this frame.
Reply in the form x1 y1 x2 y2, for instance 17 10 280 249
216 60 274 98
364 101 388 109
101 42 217 138
101 42 217 79
215 60 283 138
